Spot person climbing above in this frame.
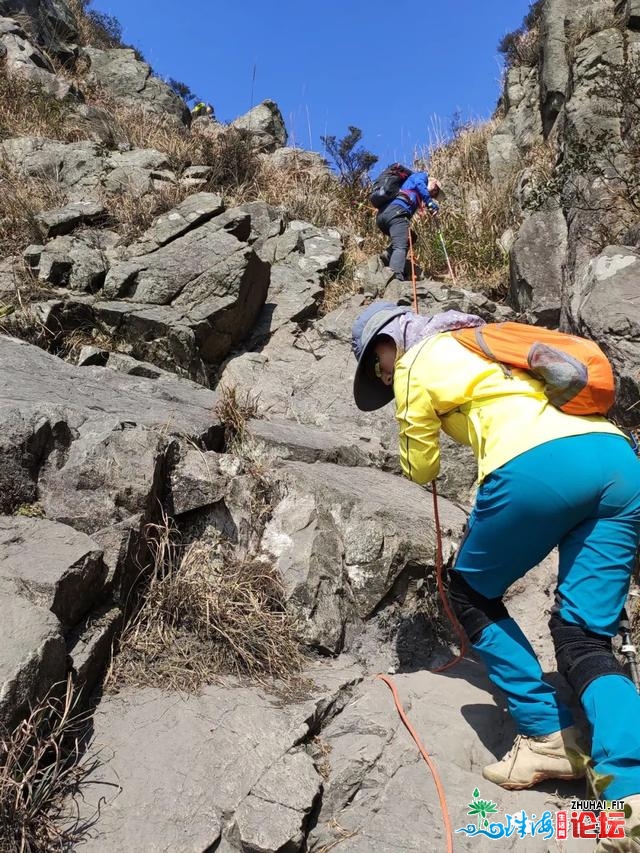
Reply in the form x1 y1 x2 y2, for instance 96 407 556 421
373 168 442 281
351 301 640 852
191 101 215 120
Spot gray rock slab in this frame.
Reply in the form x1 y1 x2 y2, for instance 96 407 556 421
36 200 106 239
37 230 115 292
618 0 640 27
261 460 466 654
250 263 323 342
132 191 224 253
0 335 222 439
101 207 270 370
68 604 122 698
220 297 399 468
0 516 107 625
0 137 105 192
82 47 189 124
167 448 227 516
309 668 580 853
0 17 72 99
0 0 78 59
565 28 624 143
77 671 352 852
540 0 569 133
232 752 321 852
0 579 66 730
0 336 223 535
566 245 640 422
247 418 392 468
37 420 167 535
510 208 568 326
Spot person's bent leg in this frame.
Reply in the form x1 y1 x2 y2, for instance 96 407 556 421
447 440 615 788
552 436 640 801
449 571 572 736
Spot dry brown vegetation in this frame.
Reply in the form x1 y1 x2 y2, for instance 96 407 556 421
107 518 304 692
413 120 519 291
0 169 67 259
0 678 101 853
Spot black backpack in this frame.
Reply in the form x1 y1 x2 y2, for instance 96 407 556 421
369 163 413 210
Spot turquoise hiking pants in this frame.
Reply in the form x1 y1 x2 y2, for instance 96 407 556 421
454 433 640 799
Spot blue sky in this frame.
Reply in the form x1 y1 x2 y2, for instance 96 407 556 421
89 0 532 165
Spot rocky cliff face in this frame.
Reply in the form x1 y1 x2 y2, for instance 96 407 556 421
491 0 640 422
1 1 638 851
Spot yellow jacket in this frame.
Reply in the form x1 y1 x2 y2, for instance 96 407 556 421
393 332 624 485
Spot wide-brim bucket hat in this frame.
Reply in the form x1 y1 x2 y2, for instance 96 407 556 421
352 301 411 411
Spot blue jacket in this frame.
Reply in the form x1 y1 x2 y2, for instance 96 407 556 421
391 171 436 216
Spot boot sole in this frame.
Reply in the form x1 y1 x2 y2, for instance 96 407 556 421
484 770 582 791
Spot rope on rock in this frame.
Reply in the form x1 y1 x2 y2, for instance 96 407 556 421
376 673 455 853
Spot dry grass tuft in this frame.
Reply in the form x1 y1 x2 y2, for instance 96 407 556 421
0 169 67 258
320 242 364 315
414 119 522 291
0 70 74 143
0 677 102 853
101 181 192 243
107 519 304 692
215 384 260 446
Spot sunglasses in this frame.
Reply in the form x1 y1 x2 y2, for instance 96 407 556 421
373 354 385 380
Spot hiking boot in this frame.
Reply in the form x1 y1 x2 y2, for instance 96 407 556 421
482 725 585 790
595 794 640 851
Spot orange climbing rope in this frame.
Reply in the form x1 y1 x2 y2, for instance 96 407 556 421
376 673 455 853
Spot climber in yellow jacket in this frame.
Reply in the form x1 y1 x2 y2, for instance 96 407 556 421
352 301 640 852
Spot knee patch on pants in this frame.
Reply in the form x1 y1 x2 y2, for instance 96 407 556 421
549 611 628 697
448 570 510 643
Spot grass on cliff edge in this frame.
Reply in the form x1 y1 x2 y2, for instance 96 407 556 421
0 678 101 853
107 515 304 693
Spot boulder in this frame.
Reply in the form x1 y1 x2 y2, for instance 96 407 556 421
509 208 568 325
82 47 190 124
0 16 73 98
0 0 78 59
103 147 176 195
261 460 466 654
166 448 228 516
0 581 66 731
36 200 107 238
100 205 270 374
0 516 107 626
565 245 640 423
0 137 104 194
232 99 287 152
33 229 117 292
263 146 330 177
